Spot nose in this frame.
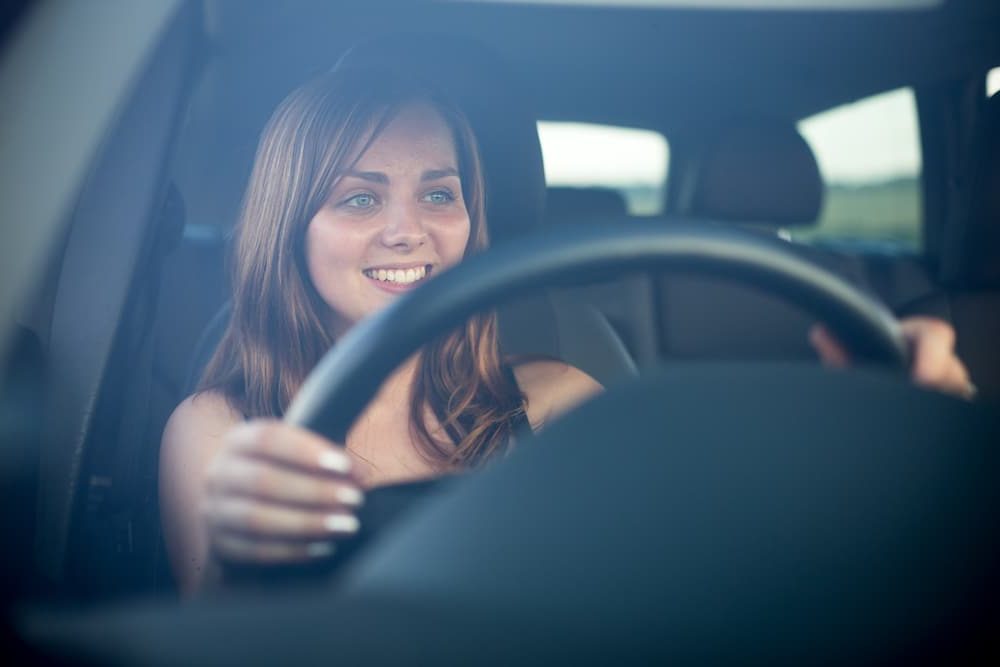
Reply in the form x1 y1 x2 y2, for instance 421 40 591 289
379 201 427 251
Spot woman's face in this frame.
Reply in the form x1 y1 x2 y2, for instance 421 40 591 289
305 102 472 335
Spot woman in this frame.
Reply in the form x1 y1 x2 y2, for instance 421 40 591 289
159 68 601 595
160 66 974 597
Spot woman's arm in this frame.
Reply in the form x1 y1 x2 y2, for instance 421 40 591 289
159 392 363 596
512 359 604 431
159 392 239 594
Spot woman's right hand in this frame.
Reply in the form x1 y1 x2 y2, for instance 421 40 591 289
202 419 364 565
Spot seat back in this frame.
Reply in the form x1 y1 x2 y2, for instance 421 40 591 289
546 186 628 223
662 119 837 360
542 186 659 370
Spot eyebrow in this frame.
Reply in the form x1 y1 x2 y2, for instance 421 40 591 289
343 170 389 184
421 168 459 181
341 167 460 184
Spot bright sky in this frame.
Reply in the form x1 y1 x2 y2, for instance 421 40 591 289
798 87 921 184
537 122 669 187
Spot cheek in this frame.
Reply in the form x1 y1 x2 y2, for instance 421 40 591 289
305 220 333 287
435 214 473 266
305 215 362 287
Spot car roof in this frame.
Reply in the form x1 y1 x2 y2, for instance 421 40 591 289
206 0 1000 132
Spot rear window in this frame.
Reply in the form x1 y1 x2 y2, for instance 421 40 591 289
792 87 922 252
537 122 669 215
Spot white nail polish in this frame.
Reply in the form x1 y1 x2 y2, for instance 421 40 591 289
337 486 364 507
325 514 360 533
319 451 351 474
306 542 335 557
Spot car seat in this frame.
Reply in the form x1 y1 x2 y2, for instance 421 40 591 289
661 118 872 360
542 186 659 369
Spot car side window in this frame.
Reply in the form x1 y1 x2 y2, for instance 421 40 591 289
790 88 922 253
537 121 669 216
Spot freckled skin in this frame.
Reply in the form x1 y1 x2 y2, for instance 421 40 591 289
305 102 472 337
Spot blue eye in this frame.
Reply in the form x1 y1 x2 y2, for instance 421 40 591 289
424 189 455 204
343 193 376 209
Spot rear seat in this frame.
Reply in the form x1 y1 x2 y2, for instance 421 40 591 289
543 187 660 370
547 186 631 223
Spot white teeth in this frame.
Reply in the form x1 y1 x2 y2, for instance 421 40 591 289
364 265 429 285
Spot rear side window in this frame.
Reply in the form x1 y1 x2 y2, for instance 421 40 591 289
537 122 669 215
792 88 922 252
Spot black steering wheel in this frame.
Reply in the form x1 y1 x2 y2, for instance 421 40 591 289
285 221 908 441
31 225 1000 664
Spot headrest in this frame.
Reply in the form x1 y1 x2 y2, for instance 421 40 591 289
334 34 546 246
688 119 822 227
942 91 1000 288
546 186 628 223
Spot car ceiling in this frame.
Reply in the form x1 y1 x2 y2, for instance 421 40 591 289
167 0 999 231
204 0 1000 133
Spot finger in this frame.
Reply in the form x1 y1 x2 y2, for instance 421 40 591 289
808 324 851 368
211 533 337 565
206 457 363 510
899 316 955 348
204 496 360 539
899 318 976 399
224 420 355 477
911 346 972 397
901 318 959 386
900 318 956 385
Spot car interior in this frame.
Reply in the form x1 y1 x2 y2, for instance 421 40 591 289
2 0 1000 661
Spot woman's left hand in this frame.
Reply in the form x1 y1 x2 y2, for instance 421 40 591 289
808 316 976 400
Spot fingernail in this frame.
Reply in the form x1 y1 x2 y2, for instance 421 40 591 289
324 513 360 533
336 486 364 507
306 542 335 557
319 450 352 474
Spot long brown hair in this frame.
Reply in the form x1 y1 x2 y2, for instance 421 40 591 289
199 67 526 469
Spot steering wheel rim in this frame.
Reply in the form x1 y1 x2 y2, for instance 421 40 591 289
285 221 909 441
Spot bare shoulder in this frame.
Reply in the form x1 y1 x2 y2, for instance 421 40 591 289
160 390 244 487
511 359 603 430
162 391 243 452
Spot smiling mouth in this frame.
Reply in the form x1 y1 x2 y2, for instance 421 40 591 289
362 264 432 286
